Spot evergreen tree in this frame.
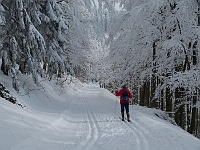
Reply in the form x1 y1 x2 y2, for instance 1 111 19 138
0 0 74 90
0 0 110 86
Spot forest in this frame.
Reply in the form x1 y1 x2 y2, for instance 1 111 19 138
0 0 199 138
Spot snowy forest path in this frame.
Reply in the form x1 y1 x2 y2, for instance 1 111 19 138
1 83 200 150
68 84 151 150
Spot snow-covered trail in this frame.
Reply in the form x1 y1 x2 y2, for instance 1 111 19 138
71 85 149 150
0 83 200 150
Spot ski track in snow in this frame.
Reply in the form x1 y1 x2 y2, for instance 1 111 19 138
126 120 149 150
100 96 143 150
73 87 150 150
1 83 200 150
103 97 149 150
76 100 100 150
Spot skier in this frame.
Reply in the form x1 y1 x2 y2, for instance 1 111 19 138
115 85 133 122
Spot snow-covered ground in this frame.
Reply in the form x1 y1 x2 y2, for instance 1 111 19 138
0 74 200 150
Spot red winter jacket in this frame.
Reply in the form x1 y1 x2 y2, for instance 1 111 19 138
116 88 132 104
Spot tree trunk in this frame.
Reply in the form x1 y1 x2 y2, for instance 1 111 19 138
175 88 180 126
166 87 173 118
150 75 157 108
190 94 197 135
145 81 150 107
182 105 187 130
1 57 8 76
160 89 165 111
140 82 146 106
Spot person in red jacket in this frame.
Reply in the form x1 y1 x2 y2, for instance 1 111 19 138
116 85 132 122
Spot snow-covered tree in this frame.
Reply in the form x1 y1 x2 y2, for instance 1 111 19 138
60 0 113 82
0 0 112 87
104 0 200 137
0 0 74 90
0 0 5 52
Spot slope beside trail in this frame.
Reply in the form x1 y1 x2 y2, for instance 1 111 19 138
0 82 200 150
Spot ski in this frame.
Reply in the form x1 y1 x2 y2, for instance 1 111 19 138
119 117 125 122
119 117 131 122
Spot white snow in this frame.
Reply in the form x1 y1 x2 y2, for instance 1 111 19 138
0 73 200 150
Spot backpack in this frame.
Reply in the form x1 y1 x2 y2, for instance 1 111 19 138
122 89 129 100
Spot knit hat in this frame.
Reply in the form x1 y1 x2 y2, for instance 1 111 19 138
122 84 127 88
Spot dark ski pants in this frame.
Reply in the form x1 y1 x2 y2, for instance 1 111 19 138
121 103 129 113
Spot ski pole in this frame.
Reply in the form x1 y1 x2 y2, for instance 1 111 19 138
115 96 118 117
